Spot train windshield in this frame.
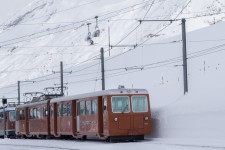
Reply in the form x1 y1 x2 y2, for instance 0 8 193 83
132 96 148 112
111 96 130 113
9 111 16 121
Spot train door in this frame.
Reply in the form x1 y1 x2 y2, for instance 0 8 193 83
25 107 29 136
98 96 103 136
72 101 76 136
76 101 80 132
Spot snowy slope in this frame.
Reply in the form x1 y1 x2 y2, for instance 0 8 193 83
0 0 225 87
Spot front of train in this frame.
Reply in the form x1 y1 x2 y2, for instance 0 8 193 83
106 88 151 141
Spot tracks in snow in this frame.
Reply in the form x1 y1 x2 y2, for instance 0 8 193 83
0 143 79 150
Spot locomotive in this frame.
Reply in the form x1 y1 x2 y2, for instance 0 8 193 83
0 104 16 138
1 88 151 142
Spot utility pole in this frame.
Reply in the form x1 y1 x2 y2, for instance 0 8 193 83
18 81 20 105
100 48 105 90
182 18 188 94
60 61 64 96
53 61 71 96
108 20 111 56
18 81 35 105
2 98 7 138
138 18 188 95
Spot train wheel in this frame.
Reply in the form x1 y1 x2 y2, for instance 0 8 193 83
82 135 87 140
106 137 113 143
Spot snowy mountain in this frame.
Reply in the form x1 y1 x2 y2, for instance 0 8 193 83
0 0 225 140
0 0 224 87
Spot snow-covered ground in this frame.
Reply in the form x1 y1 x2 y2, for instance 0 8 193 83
1 0 225 148
1 138 225 150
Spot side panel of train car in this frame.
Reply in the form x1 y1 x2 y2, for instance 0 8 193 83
16 100 50 137
50 100 76 137
0 108 16 138
16 107 29 136
50 89 151 141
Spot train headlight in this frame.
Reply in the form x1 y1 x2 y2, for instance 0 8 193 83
114 117 118 122
144 116 149 121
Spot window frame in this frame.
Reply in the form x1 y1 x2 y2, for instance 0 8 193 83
29 108 34 119
67 103 72 116
111 96 130 113
57 104 62 117
131 95 148 113
8 111 15 122
85 100 91 115
91 99 98 115
50 105 54 118
79 101 85 116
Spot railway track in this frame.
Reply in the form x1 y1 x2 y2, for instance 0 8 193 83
1 139 225 150
0 143 79 150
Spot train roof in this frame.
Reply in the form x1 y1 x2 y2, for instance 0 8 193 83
51 89 148 103
16 100 49 109
16 94 61 109
0 107 15 113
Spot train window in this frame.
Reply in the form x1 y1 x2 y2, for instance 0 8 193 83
9 111 16 121
77 102 80 116
16 110 19 121
63 103 67 116
92 100 98 115
29 108 33 119
33 108 37 119
58 104 62 117
43 107 48 118
0 113 3 119
111 96 130 113
86 101 91 115
132 96 148 112
0 113 3 123
50 105 54 118
67 103 72 116
37 108 41 119
103 98 107 113
19 110 25 120
80 101 85 115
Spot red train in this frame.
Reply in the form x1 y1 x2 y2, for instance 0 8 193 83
0 104 16 138
3 88 151 141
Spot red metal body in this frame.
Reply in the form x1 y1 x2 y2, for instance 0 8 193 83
15 89 151 141
0 107 16 137
50 89 151 141
16 100 50 137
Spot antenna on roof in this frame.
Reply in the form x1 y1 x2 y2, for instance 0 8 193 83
118 85 125 89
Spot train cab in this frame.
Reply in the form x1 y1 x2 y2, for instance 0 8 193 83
50 88 151 141
105 89 151 141
0 105 16 138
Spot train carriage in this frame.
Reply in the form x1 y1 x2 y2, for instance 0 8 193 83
0 106 16 138
15 106 29 137
50 88 151 141
16 95 57 138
